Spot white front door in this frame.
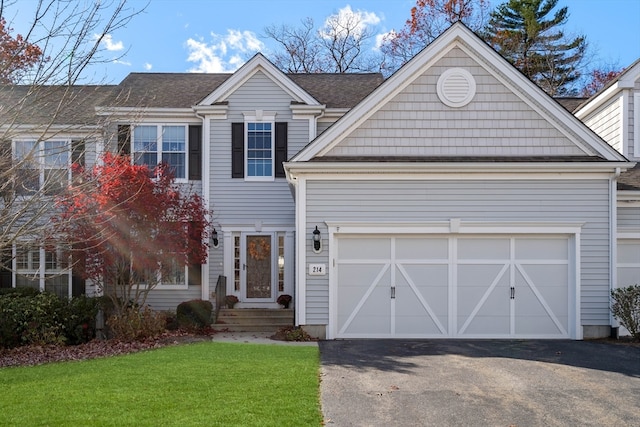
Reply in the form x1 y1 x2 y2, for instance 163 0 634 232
240 233 275 302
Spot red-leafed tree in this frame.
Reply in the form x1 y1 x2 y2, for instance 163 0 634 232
53 153 210 313
380 0 490 72
0 17 44 84
580 67 623 97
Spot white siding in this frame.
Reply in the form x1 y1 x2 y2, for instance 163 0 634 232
583 96 624 155
145 288 202 311
324 48 590 158
207 71 308 293
209 70 305 226
618 206 640 228
303 179 611 327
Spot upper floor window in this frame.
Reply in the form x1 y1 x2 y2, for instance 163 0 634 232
232 119 288 181
133 125 186 179
14 140 70 195
246 122 273 179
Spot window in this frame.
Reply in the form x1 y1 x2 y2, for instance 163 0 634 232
134 256 188 289
231 121 288 180
14 245 73 298
246 122 273 179
133 125 186 179
14 140 69 195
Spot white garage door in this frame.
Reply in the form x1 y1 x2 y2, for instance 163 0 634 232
335 235 570 339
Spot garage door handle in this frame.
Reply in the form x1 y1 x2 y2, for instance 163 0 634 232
391 286 396 299
510 286 515 299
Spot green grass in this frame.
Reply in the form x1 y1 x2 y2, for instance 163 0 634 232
0 342 322 426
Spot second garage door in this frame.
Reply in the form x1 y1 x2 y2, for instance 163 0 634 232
335 235 570 338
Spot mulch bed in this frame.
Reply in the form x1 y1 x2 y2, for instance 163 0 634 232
0 331 214 368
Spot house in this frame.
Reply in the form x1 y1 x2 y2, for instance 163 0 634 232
1 23 637 339
573 59 640 337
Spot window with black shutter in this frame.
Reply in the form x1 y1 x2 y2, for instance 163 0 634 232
232 121 288 179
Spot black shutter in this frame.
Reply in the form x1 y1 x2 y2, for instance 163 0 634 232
275 122 288 178
117 125 131 156
231 122 244 178
188 125 202 180
188 263 202 287
0 249 11 289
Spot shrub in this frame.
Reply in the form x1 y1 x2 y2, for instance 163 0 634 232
0 290 67 348
611 284 640 341
64 295 101 345
176 299 213 330
107 306 166 341
274 326 315 342
0 287 41 297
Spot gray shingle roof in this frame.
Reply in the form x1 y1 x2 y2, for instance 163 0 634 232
108 72 384 109
0 72 385 123
0 85 115 125
619 163 640 191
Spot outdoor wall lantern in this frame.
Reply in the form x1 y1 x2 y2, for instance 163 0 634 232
312 226 322 253
211 228 219 249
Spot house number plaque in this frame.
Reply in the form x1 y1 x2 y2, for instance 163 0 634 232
308 264 326 276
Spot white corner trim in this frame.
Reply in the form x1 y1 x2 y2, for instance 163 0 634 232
634 93 640 158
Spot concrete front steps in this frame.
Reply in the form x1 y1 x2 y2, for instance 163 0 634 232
213 308 294 333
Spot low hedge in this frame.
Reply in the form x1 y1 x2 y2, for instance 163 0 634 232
0 289 101 348
176 299 213 330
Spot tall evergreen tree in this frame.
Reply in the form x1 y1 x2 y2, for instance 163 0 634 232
482 0 586 96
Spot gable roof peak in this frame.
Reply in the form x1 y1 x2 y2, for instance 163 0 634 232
197 52 320 106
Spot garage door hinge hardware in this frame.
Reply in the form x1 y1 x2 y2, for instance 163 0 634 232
510 286 515 299
391 286 396 299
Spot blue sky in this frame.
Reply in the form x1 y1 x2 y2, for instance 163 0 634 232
8 0 640 83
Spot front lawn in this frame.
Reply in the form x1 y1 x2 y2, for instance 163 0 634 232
0 341 322 426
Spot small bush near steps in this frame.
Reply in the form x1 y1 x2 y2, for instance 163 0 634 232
176 299 213 330
611 284 640 341
271 326 316 342
107 306 166 341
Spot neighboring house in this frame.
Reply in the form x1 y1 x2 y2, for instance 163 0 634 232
573 59 640 336
0 23 637 339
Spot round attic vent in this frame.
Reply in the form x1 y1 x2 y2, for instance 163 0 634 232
437 68 476 108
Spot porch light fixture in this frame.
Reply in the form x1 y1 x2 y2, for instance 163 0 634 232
312 226 322 253
211 228 219 249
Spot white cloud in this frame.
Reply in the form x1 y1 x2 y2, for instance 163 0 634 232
321 6 381 40
112 59 131 66
101 34 124 51
375 30 396 49
185 29 264 73
144 62 153 71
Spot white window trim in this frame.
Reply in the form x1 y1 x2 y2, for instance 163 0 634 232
12 138 72 195
13 244 73 298
243 111 276 182
131 123 189 182
136 257 190 290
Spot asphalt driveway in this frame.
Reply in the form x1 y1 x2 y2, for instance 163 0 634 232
319 340 640 426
